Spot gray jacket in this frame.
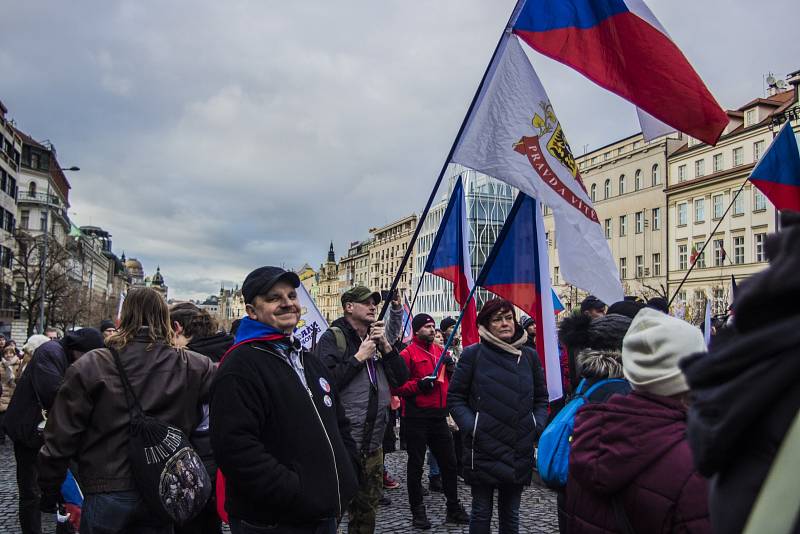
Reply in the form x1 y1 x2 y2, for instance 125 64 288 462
316 306 409 453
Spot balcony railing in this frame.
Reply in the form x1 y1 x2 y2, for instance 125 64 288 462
18 191 63 206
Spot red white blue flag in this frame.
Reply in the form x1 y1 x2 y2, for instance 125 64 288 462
401 294 414 344
511 0 728 145
750 122 800 212
423 176 479 347
476 193 563 400
453 34 623 304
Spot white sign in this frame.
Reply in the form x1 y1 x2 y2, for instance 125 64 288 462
295 283 328 350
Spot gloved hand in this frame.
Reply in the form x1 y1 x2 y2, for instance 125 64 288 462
39 488 59 513
417 376 436 393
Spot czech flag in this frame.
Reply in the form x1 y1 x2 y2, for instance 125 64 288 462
423 176 479 347
511 0 728 146
401 294 414 344
750 122 800 212
476 193 563 400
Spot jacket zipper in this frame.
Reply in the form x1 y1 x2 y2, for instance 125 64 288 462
471 412 480 470
253 345 342 514
532 412 537 428
307 386 342 515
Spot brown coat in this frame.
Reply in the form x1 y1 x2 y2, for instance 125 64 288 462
38 334 216 494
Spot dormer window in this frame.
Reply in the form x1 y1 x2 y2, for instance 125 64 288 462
745 108 757 127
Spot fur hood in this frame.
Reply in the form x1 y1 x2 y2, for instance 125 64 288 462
577 348 624 380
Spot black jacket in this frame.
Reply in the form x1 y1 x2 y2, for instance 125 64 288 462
188 333 235 363
186 333 234 479
210 338 359 526
448 336 549 486
4 339 69 449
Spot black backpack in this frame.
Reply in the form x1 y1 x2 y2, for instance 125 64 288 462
109 347 211 524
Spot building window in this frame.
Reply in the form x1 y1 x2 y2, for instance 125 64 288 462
604 218 612 239
620 257 627 279
678 164 687 181
618 174 625 195
678 203 688 226
553 266 559 285
652 253 661 276
635 211 644 234
678 244 688 270
590 183 597 202
733 147 744 166
634 169 642 191
694 159 705 178
754 189 767 211
39 211 47 231
745 108 757 127
635 255 644 278
733 191 745 215
753 140 766 161
694 198 705 223
652 164 660 185
713 288 725 315
733 236 745 264
754 232 766 262
713 153 724 172
28 181 36 197
20 210 29 230
619 215 627 237
713 239 725 266
693 241 706 268
713 194 724 219
652 207 661 230
604 179 611 199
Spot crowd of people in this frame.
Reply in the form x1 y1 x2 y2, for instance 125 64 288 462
0 215 798 533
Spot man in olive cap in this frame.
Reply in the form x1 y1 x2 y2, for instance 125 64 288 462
316 286 409 534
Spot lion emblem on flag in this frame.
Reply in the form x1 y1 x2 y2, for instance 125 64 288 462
529 102 579 179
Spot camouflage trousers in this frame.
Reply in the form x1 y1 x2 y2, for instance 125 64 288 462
347 447 384 534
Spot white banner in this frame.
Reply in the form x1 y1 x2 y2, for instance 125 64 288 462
452 35 623 304
295 283 328 351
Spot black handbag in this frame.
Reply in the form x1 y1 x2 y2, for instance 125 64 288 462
109 347 211 524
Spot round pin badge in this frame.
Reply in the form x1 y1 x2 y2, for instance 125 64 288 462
319 377 331 393
323 394 333 408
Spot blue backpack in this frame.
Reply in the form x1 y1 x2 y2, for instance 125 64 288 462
536 378 626 488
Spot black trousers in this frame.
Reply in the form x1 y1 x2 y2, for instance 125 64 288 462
405 417 459 509
14 442 41 534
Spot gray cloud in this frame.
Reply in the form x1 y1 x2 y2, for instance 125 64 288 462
1 0 796 299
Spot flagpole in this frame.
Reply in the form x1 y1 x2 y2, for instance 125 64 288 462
668 176 750 307
429 283 480 379
378 0 525 322
401 273 426 337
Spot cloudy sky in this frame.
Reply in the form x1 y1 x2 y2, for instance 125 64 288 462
1 1 796 299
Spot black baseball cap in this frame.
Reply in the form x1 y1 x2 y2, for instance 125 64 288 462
242 266 300 304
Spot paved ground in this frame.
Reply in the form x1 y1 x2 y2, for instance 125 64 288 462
0 439 558 533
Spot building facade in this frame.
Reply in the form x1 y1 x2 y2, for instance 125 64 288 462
317 242 341 323
543 132 683 309
369 215 417 296
666 79 798 319
338 240 371 293
414 170 516 325
0 102 20 337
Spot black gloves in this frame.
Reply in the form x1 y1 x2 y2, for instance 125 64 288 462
417 377 436 393
39 488 60 513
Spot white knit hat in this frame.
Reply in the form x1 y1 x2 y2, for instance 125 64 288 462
622 308 706 396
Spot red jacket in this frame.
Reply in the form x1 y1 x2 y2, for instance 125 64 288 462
563 391 710 534
392 338 449 417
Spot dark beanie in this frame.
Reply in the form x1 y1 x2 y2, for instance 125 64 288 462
607 300 645 319
62 328 105 353
412 314 435 333
646 297 669 314
99 320 116 332
559 312 632 353
440 317 457 332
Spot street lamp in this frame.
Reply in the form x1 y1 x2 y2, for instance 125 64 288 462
39 166 79 333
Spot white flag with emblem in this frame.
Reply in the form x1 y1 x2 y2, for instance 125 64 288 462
295 283 328 351
453 34 623 304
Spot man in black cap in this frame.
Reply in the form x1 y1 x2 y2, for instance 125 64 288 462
580 295 606 319
210 266 359 534
439 317 461 359
315 285 409 534
392 313 469 529
99 320 116 339
4 328 104 534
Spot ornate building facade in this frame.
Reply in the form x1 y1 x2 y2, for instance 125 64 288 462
369 215 417 296
317 243 341 323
